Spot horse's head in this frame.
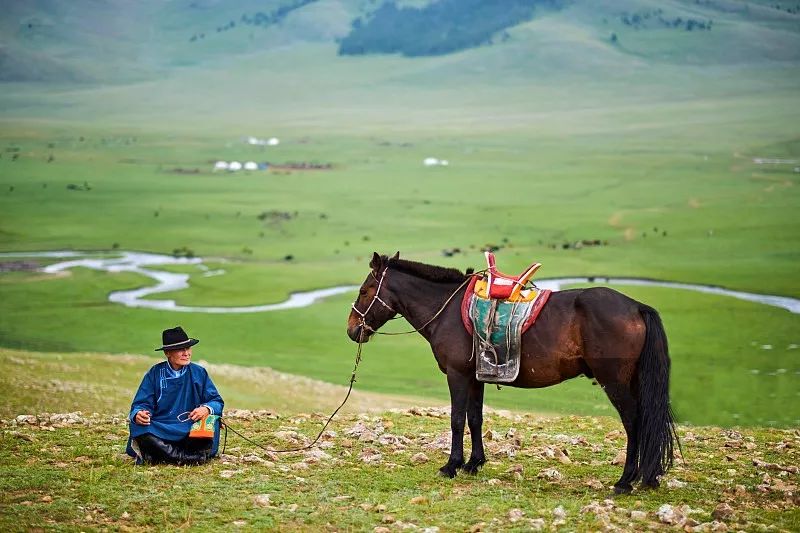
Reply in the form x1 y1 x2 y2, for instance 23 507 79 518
347 252 400 343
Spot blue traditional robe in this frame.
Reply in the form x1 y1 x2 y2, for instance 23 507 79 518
126 361 224 461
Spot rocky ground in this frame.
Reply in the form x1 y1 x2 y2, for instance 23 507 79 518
2 407 798 531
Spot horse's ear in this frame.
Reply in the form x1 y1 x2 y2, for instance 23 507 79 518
391 251 400 261
369 252 382 271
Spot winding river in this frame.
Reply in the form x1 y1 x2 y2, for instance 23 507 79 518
2 250 798 314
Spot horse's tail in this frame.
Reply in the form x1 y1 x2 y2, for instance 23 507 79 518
636 305 680 485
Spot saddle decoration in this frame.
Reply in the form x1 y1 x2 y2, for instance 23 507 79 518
461 252 551 383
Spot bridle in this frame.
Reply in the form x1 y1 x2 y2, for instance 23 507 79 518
350 267 398 333
351 265 484 336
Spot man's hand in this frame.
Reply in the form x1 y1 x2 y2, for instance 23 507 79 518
189 405 211 421
134 410 151 425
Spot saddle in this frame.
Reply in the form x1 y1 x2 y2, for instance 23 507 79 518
461 252 551 383
484 252 541 300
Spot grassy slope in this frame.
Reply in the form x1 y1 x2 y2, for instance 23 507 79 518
1 371 798 530
0 0 798 428
0 347 798 531
0 348 446 420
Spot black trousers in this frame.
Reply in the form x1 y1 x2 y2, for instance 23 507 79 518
134 433 213 465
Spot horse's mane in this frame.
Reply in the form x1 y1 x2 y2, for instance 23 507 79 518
386 256 471 283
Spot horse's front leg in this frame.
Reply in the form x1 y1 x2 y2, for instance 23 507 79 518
439 371 469 478
462 378 486 474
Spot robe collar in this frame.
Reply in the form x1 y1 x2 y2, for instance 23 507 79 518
164 362 188 379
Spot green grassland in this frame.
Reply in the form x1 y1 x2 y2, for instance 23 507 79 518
1 0 799 433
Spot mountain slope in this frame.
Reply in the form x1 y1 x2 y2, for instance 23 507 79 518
0 0 798 85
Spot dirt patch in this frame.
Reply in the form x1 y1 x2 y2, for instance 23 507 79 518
168 167 201 175
0 260 39 272
623 228 636 241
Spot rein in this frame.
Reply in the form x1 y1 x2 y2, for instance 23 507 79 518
220 265 481 456
220 327 367 455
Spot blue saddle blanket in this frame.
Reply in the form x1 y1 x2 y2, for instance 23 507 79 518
468 296 535 383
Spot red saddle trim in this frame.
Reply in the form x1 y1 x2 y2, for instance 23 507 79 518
521 288 551 332
461 276 479 336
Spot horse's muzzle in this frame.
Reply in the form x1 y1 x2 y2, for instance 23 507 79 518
347 323 373 343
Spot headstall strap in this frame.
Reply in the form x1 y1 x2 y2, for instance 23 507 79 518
351 267 397 324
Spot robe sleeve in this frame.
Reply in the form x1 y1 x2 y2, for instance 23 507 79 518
129 369 157 423
200 371 223 416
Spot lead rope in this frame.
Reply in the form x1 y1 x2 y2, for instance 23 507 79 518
220 269 482 456
220 328 367 455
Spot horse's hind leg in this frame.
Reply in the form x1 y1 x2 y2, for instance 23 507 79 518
462 379 486 474
604 384 640 494
439 371 468 478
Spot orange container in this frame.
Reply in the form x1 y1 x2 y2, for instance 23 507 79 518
188 414 218 439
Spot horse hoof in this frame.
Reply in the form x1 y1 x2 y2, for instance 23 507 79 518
438 467 457 479
613 484 633 495
461 459 486 475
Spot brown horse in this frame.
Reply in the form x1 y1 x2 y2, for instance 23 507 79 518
347 253 679 493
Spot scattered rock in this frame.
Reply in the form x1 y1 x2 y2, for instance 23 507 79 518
538 468 562 481
610 450 626 465
630 510 647 520
253 494 272 508
656 503 682 525
410 452 429 464
507 508 524 522
10 431 35 442
712 503 734 521
15 415 37 425
667 478 686 489
529 518 546 530
359 449 383 464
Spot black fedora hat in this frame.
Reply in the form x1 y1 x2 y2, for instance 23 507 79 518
155 326 199 352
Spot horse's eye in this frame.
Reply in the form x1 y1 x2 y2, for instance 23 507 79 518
359 288 367 296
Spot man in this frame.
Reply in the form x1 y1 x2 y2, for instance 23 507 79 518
126 326 224 465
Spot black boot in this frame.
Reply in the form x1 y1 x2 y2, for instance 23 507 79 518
180 438 212 465
134 434 212 465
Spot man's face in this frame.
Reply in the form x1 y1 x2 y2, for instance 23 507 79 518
165 347 192 369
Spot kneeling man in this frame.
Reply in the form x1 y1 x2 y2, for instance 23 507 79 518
126 326 224 465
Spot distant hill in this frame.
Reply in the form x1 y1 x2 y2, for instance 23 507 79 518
338 0 564 57
0 0 798 85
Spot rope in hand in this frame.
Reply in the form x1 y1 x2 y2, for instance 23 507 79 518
219 329 366 455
